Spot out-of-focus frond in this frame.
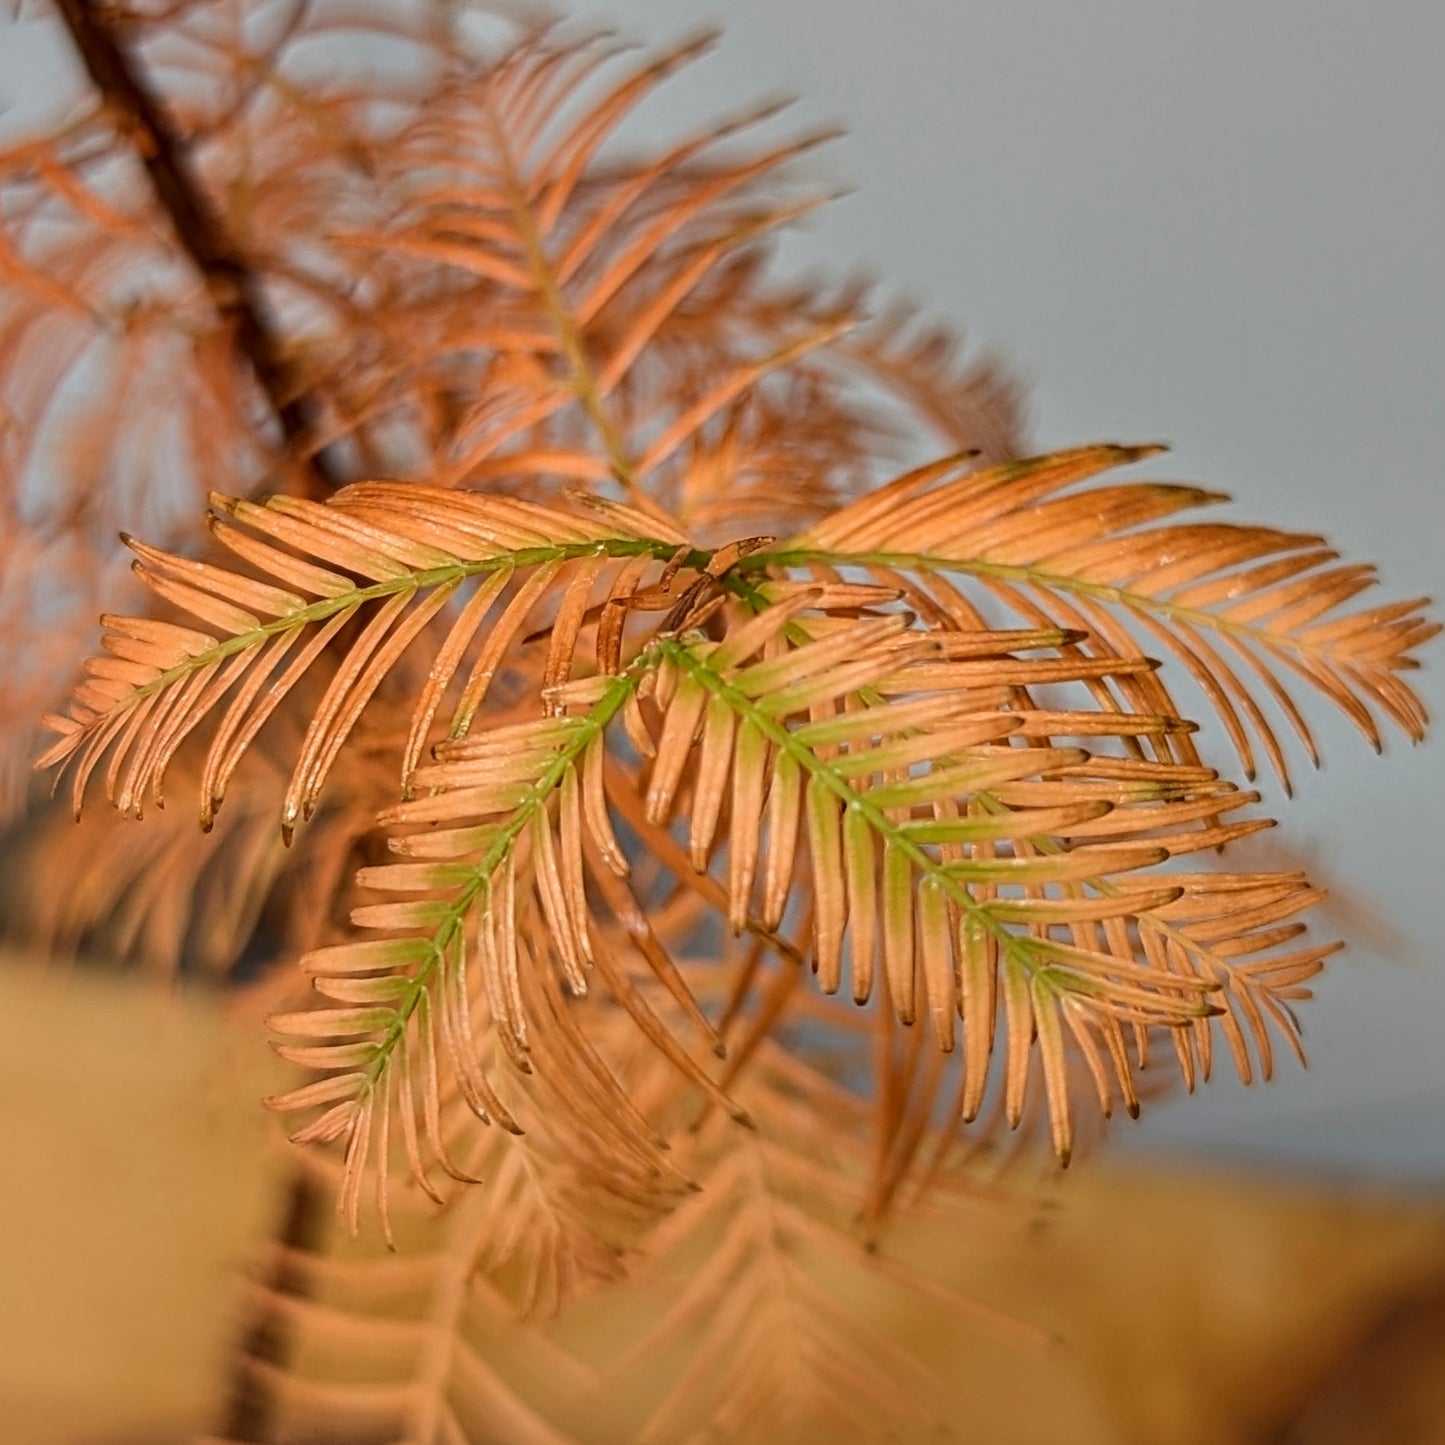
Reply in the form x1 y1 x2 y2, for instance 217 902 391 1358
0 134 276 538
15 749 289 977
7 734 388 981
0 0 484 790
842 292 1026 461
0 515 109 821
227 1015 1049 1445
560 1025 1052 1445
607 1135 948 1444
313 27 1021 536
221 1161 596 1445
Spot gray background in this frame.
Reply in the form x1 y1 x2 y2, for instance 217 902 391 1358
2 1 1441 1178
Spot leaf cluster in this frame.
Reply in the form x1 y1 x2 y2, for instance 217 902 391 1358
39 443 1427 1211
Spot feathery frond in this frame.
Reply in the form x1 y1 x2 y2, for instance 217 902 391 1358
222 1168 597 1445
754 444 1438 788
2 10 1020 813
597 605 1334 1165
36 484 696 829
130 568 1343 1197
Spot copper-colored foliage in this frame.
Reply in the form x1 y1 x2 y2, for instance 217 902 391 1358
785 444 1437 788
1 4 1019 808
6 4 1438 1441
39 452 1417 1203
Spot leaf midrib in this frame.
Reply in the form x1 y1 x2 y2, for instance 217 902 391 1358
741 546 1365 669
98 536 703 723
661 637 1116 1001
359 665 646 1096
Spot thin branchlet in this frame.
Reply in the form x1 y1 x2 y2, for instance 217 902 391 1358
50 0 341 497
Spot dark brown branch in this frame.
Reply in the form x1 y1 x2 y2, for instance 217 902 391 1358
51 0 341 497
215 1170 327 1440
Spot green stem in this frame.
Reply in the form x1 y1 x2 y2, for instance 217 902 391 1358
659 638 1048 983
715 573 1215 1000
362 666 647 1092
115 536 709 719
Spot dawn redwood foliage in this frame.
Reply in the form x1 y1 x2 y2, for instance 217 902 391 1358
2 2 1435 1439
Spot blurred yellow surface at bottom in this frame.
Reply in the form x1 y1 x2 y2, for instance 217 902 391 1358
0 961 279 1445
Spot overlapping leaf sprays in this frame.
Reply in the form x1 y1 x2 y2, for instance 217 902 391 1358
42 443 1432 1229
